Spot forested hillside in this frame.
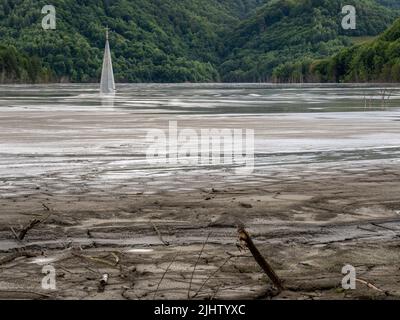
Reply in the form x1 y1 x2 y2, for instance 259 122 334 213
376 0 400 9
0 0 262 83
0 0 399 83
309 18 400 82
221 0 399 82
0 45 52 83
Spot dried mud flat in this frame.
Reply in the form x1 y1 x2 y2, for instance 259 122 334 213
0 92 400 300
0 163 400 300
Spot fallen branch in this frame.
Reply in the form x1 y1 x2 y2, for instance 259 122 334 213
11 205 53 241
111 252 120 265
17 219 41 241
9 227 20 241
151 221 170 246
72 252 120 268
370 222 397 231
238 226 284 291
356 278 385 294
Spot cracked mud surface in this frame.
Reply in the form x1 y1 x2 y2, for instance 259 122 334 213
1 164 399 300
0 86 400 300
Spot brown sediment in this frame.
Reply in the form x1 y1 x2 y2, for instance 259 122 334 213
0 107 400 299
0 164 399 300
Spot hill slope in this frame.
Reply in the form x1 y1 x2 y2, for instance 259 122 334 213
220 0 399 82
0 45 52 83
0 0 263 83
376 0 400 9
309 18 400 82
0 0 398 83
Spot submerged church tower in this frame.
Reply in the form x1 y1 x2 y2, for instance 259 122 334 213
100 28 116 95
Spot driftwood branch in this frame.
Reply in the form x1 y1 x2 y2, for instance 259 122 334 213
11 204 53 241
238 226 284 291
9 227 20 241
151 221 170 246
16 219 41 241
356 278 386 294
72 252 120 268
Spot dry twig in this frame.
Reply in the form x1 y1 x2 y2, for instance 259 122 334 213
192 255 234 299
153 253 178 300
72 252 120 268
188 232 211 299
356 278 385 294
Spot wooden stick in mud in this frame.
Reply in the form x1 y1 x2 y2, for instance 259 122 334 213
72 252 119 268
9 227 20 241
17 219 41 241
356 278 385 294
238 226 284 291
151 221 170 246
11 204 53 241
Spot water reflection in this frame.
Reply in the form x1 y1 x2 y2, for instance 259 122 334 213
101 94 115 108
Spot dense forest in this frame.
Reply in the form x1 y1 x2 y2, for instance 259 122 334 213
221 0 399 82
308 18 400 82
0 45 52 82
0 0 261 83
376 0 400 9
0 0 399 83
